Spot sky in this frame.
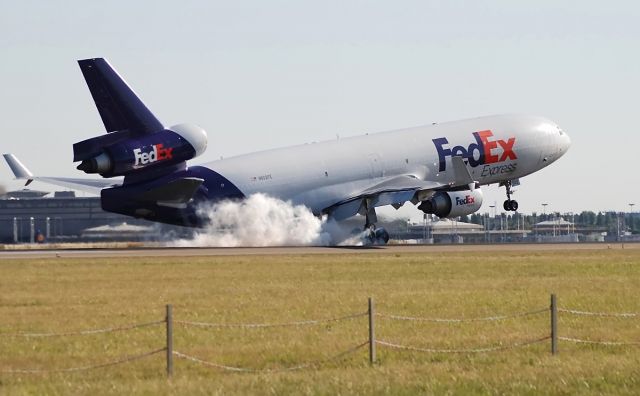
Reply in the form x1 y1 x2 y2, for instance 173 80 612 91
1 0 639 219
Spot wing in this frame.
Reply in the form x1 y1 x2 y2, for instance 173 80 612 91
325 156 478 221
325 175 447 221
3 154 121 195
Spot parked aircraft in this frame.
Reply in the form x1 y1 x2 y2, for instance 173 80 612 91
4 58 570 244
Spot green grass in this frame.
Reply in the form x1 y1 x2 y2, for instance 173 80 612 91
1 246 640 395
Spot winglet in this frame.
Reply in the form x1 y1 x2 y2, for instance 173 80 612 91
451 156 476 190
3 154 34 186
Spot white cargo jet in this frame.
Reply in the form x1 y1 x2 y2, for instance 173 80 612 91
4 58 570 244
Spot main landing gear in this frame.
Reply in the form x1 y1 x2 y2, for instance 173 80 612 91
502 180 518 212
362 202 389 245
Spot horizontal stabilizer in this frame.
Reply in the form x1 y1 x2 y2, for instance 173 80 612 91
3 154 34 184
138 177 203 206
78 58 163 134
3 153 119 194
35 177 121 194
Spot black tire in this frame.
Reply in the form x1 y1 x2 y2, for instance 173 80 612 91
374 228 390 245
510 200 518 211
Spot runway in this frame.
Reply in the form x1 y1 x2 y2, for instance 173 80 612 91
0 242 636 259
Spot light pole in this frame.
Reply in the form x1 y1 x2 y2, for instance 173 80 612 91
484 212 488 243
567 212 573 235
489 205 495 243
571 212 575 235
541 203 549 238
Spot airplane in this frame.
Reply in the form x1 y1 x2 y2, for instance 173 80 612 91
3 58 570 244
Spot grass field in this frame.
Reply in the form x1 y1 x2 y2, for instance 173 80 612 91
1 245 639 395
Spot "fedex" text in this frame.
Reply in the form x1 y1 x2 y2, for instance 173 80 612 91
455 195 475 206
432 130 516 172
133 144 173 166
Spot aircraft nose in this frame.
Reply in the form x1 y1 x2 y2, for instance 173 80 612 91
557 125 571 154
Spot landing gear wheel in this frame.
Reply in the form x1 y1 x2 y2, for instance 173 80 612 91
361 224 389 245
502 180 518 211
374 228 390 244
503 200 518 211
363 225 375 245
360 200 388 245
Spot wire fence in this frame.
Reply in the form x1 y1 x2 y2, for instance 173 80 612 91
376 336 550 354
375 308 548 323
174 311 367 329
558 308 640 318
173 342 369 373
558 337 640 346
0 320 165 338
1 295 638 376
0 349 165 374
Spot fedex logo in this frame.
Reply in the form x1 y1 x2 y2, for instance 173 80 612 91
455 195 475 206
432 130 516 172
133 144 173 166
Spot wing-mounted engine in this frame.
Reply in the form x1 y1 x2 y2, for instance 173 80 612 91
417 188 483 218
74 123 207 178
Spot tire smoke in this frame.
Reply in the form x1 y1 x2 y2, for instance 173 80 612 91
172 194 334 247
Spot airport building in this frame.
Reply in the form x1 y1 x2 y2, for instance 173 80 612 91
394 216 628 244
395 218 530 244
0 189 176 243
1 189 636 245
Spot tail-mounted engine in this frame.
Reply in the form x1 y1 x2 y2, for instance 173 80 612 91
73 58 208 180
418 188 483 218
70 58 217 227
73 123 207 178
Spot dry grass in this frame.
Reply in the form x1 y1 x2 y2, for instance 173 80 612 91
0 246 639 395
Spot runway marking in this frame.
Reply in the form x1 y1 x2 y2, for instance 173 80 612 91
0 243 637 259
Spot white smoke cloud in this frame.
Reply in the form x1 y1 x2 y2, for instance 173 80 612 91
321 217 367 246
172 194 336 247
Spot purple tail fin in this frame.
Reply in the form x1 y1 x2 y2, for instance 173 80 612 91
78 58 163 134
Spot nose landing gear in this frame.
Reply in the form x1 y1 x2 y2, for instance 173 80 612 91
501 180 518 212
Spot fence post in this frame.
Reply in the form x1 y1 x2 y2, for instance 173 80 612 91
166 304 173 377
550 294 558 355
368 297 376 364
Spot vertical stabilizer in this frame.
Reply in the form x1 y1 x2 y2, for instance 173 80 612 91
78 58 164 134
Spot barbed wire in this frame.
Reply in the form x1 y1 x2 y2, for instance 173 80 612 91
173 341 368 372
175 312 367 329
376 308 548 323
559 336 640 346
376 336 550 354
0 348 165 374
558 308 639 318
0 320 165 338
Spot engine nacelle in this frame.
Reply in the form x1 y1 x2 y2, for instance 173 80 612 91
74 123 207 178
417 189 483 218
